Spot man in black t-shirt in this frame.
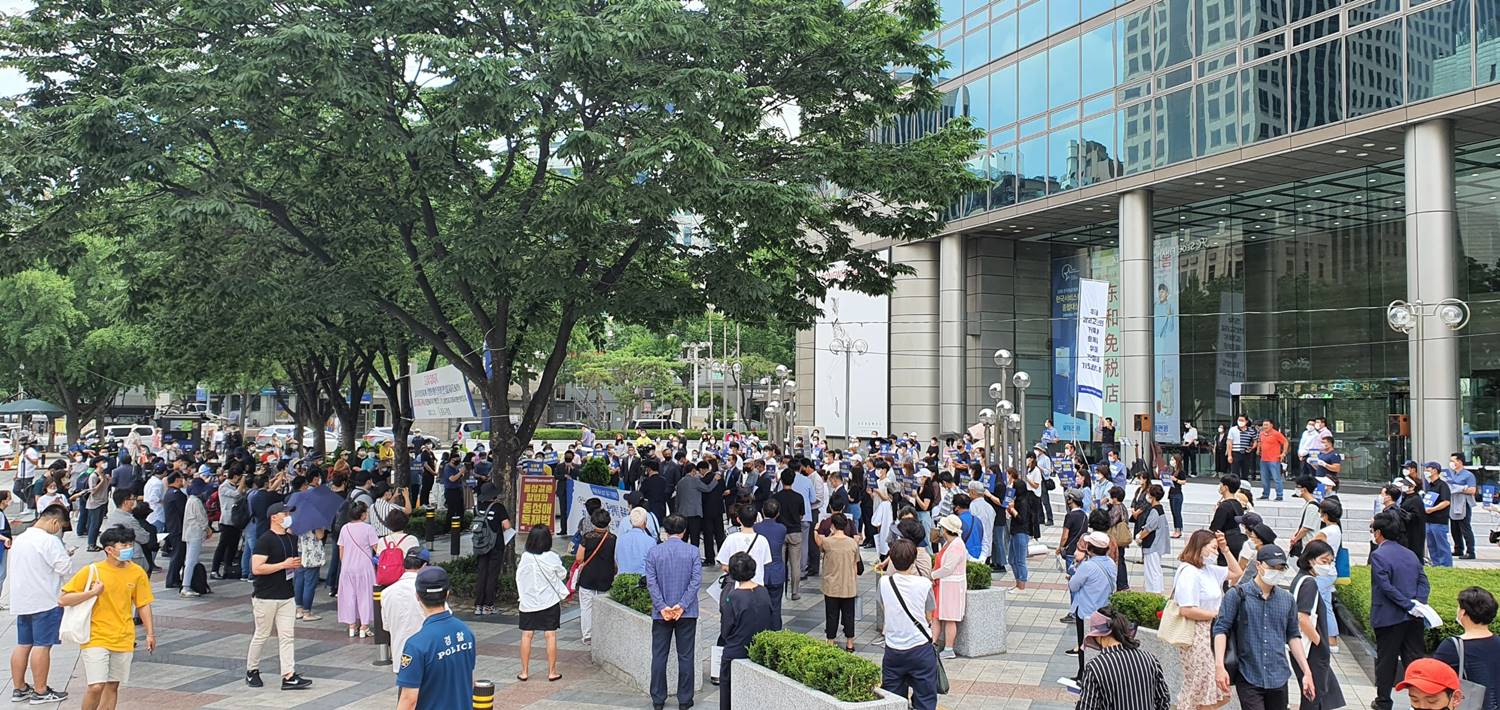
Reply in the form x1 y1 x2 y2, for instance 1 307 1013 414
244 502 313 691
1423 461 1455 567
772 470 807 600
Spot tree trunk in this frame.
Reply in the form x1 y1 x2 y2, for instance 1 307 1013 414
65 411 82 447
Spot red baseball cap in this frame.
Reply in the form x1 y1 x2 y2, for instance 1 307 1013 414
1396 659 1461 695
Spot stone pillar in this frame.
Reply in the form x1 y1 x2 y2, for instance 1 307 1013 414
940 234 967 434
1405 119 1461 462
891 241 942 438
1120 190 1156 461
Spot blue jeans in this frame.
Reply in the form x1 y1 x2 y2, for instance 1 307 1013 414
240 521 259 578
914 511 932 548
847 503 862 531
991 519 1008 570
85 507 105 548
1427 523 1454 566
1314 574 1340 640
882 642 939 710
1009 533 1030 582
1260 461 1284 499
182 535 203 588
293 567 319 610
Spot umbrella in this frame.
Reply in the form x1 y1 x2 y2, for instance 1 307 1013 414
0 398 65 416
286 485 345 536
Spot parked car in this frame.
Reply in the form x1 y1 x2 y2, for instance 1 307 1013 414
545 421 588 430
88 424 160 452
627 418 683 432
255 424 340 452
361 427 439 449
0 433 12 459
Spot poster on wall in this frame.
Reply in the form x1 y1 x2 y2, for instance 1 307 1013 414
1215 291 1246 417
1153 235 1182 443
814 255 891 440
1075 278 1108 416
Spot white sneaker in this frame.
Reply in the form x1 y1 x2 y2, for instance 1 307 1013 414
1329 643 1342 654
939 648 956 660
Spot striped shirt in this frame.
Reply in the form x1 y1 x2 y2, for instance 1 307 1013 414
1231 425 1258 453
1076 645 1171 710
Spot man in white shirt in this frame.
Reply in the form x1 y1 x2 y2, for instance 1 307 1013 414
143 469 167 533
8 506 74 704
1295 418 1323 479
715 503 772 586
380 548 437 676
16 440 41 513
1032 445 1054 525
878 539 938 709
1182 422 1200 476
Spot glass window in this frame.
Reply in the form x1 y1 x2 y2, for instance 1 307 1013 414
1291 39 1342 131
1349 0 1400 27
1048 126 1079 193
1154 0 1193 68
965 0 987 17
1018 136 1048 201
1240 59 1287 141
1118 82 1151 101
1244 32 1286 60
1481 0 1500 85
967 76 992 130
1050 39 1081 108
1079 113 1118 185
992 0 1018 16
941 24 963 44
1081 25 1116 98
1158 65 1193 90
1243 0 1289 38
1347 18 1403 117
990 147 1018 208
1082 0 1116 21
993 13 1019 59
960 155 988 216
1118 10 1155 84
1019 52 1048 118
1408 0 1474 102
1293 16 1339 44
938 43 958 83
964 26 990 73
1119 101 1155 173
1197 0 1239 56
1051 0 1081 34
1198 49 1238 76
1051 104 1080 126
993 64 1019 127
1021 115 1049 136
942 0 964 27
1291 0 1337 21
1154 87 1193 166
1020 1 1048 48
1083 92 1116 116
1196 72 1240 156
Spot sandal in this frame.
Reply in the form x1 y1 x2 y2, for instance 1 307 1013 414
548 673 563 682
515 673 528 682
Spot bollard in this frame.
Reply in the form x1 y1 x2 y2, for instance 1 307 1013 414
424 508 436 547
372 585 391 666
472 679 495 710
450 515 462 556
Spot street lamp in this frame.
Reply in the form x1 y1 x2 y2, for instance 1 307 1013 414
829 335 868 447
978 408 996 470
997 399 1015 468
781 378 797 450
1013 370 1032 451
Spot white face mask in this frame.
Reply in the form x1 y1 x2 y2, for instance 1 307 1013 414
1307 424 1315 431
1261 567 1293 586
1314 563 1337 577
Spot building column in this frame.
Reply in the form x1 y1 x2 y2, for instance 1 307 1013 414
940 234 967 434
1120 189 1155 461
1405 119 1461 462
891 241 941 438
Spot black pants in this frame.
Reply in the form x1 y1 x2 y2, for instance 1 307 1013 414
1373 618 1427 710
1114 550 1128 591
164 532 184 588
556 481 571 535
650 618 697 708
443 486 464 516
474 547 504 606
419 473 436 507
1452 516 1476 558
1232 454 1256 481
824 596 855 640
685 516 704 552
1183 447 1198 476
1042 488 1055 526
212 524 242 577
766 583 784 631
720 647 748 710
1236 682 1290 710
806 511 822 575
702 513 725 565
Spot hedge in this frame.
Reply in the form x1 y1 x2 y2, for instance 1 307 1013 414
436 552 576 604
578 457 612 486
966 561 993 591
1109 591 1168 630
747 631 882 703
1336 565 1500 651
402 507 475 538
609 573 654 615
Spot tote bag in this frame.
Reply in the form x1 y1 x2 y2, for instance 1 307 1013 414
1455 638 1489 710
60 564 100 645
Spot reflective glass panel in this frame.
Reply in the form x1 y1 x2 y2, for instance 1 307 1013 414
1051 0 1081 33
1291 0 1337 21
938 44 957 83
1240 59 1287 141
1019 52 1048 118
1197 0 1239 56
942 0 964 27
1347 18 1404 117
967 75 992 130
993 13 1020 59
993 64 1019 127
1118 9 1154 84
1079 113 1119 185
1349 0 1400 27
966 0 987 17
1083 92 1116 116
1408 0 1474 102
1050 39 1081 108
1291 39 1343 131
959 155 988 216
1154 87 1193 166
1242 0 1289 38
1051 104 1080 126
1020 1 1048 48
990 147 1018 207
1119 101 1155 173
1154 0 1193 69
1048 126 1079 192
964 26 990 73
1081 25 1116 98
1018 136 1048 201
1293 16 1340 44
1481 0 1500 85
1021 116 1049 136
1196 72 1240 156
1082 0 1117 21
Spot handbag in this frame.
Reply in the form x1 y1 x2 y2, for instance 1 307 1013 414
887 575 950 694
567 530 610 597
1157 578 1196 648
60 564 100 645
1109 520 1132 547
1455 639 1489 710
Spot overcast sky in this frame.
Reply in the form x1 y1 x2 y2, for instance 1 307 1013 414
0 1 33 97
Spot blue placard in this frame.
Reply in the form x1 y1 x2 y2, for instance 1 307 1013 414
1482 484 1498 504
839 460 851 475
522 459 546 476
1423 490 1439 508
1314 483 1327 501
880 443 892 455
543 451 559 465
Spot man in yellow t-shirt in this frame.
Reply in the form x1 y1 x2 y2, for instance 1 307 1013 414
59 526 156 710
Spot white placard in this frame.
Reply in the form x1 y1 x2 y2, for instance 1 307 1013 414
567 483 631 537
1074 278 1108 417
411 364 476 419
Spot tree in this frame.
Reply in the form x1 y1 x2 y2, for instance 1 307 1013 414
565 349 685 426
2 0 980 537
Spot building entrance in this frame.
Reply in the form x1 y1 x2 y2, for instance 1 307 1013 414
1233 379 1408 484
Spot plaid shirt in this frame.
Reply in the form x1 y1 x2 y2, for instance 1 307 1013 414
643 537 703 620
1212 576 1301 690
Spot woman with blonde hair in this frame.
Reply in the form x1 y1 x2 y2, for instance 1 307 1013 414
1172 530 1244 710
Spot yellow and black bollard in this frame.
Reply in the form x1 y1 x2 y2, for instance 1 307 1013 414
472 679 495 710
450 513 462 556
372 585 391 666
424 508 436 546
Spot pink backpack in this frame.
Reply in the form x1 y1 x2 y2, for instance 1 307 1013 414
376 535 410 586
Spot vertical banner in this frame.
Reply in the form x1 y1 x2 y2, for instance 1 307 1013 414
517 475 558 531
1153 235 1182 443
1215 291 1246 417
1075 278 1108 416
814 256 891 439
1051 255 1087 440
1090 251 1123 426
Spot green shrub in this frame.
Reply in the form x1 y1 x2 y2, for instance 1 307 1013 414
747 630 881 703
578 457 612 486
1337 566 1500 651
608 573 654 615
966 561 993 591
1109 591 1168 630
403 507 475 538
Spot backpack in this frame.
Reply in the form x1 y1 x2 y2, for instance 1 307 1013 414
205 490 221 522
471 502 498 555
229 492 251 529
376 534 411 586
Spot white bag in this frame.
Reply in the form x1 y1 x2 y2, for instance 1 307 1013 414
855 595 865 621
710 645 724 682
60 564 99 645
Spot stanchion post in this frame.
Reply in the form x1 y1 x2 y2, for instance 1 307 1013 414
473 679 495 710
424 508 435 546
450 514 462 556
372 585 392 665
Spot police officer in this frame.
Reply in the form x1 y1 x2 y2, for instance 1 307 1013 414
396 568 477 710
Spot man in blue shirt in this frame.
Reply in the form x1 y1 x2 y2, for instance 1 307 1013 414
953 494 984 560
615 507 659 575
1446 453 1478 560
396 568 477 710
1212 544 1315 709
1369 510 1431 710
1106 450 1127 487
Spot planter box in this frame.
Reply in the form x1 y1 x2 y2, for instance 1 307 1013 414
729 658 907 710
591 596 711 695
954 586 1008 657
1134 627 1184 708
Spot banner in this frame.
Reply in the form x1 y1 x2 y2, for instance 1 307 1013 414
517 475 557 531
1051 255 1087 440
814 256 891 439
1075 278 1108 417
1214 291 1246 417
567 482 632 537
1153 235 1182 443
411 364 476 419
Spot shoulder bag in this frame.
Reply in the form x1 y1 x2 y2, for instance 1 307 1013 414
1158 576 1197 648
60 564 100 645
567 530 610 597
888 574 950 695
1455 639 1489 710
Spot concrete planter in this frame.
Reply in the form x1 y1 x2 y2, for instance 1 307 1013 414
953 586 1008 657
729 659 907 710
590 596 711 695
1134 627 1184 708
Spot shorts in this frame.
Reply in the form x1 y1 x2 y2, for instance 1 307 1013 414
16 607 63 647
519 604 560 631
81 647 133 685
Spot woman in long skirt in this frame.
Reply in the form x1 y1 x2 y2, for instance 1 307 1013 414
336 501 380 637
